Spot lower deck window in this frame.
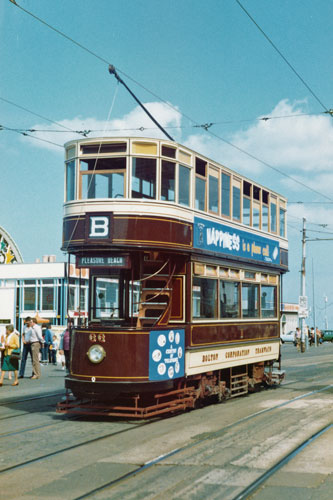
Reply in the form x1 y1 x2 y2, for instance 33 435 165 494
242 283 259 318
220 281 239 318
192 277 217 319
261 285 277 318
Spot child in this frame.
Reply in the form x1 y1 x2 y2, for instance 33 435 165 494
50 335 59 365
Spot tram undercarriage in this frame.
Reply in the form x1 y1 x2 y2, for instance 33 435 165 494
56 361 285 418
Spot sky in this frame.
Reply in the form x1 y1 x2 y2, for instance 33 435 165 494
1 0 333 327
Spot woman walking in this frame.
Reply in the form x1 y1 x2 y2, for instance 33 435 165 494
0 324 20 387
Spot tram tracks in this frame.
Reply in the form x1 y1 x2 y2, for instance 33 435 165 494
234 423 333 500
1 379 331 499
57 383 331 500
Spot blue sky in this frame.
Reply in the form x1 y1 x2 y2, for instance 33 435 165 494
1 0 333 327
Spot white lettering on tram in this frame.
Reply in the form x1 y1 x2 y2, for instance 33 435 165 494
89 216 109 238
206 227 240 251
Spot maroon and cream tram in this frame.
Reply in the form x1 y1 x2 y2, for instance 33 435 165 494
58 137 288 417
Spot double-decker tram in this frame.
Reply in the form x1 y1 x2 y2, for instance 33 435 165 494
57 137 288 418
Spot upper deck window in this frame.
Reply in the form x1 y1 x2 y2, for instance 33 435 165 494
232 179 241 222
178 165 190 207
81 143 127 155
209 168 219 214
221 172 230 217
66 161 76 201
195 157 206 211
262 190 269 231
243 181 251 226
270 197 277 233
161 161 175 201
279 207 286 237
161 145 176 159
80 158 126 199
132 158 156 199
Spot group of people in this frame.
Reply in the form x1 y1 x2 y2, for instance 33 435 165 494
295 326 322 350
0 318 73 388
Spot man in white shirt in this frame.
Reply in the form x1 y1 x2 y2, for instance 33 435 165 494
25 317 44 379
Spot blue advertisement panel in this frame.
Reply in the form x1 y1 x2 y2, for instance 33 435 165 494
194 216 280 265
149 329 185 381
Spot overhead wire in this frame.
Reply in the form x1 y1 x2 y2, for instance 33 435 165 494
7 0 333 203
235 0 331 114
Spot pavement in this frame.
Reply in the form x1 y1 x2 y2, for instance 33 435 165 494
0 358 66 403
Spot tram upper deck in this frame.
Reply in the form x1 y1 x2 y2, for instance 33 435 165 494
62 137 288 270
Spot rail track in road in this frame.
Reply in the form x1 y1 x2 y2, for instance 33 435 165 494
68 383 332 499
1 345 332 499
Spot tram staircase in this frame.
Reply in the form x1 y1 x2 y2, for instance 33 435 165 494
136 260 176 328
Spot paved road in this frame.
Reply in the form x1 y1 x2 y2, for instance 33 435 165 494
0 344 332 499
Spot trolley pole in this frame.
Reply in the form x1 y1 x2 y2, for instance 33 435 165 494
300 218 307 352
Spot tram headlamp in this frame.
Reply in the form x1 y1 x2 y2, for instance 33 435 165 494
87 344 106 364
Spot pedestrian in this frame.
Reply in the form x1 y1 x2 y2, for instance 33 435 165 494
310 327 315 346
0 324 20 387
18 321 33 379
59 319 73 373
50 334 59 365
316 327 322 345
41 324 52 364
295 327 301 351
24 317 44 379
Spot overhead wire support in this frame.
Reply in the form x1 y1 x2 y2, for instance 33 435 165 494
108 65 174 142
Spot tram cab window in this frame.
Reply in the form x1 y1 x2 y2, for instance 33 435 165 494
220 281 240 318
161 161 175 201
261 285 277 318
92 276 123 320
132 158 156 199
91 274 140 324
262 190 269 231
270 198 277 233
178 165 190 206
192 277 218 319
241 283 259 318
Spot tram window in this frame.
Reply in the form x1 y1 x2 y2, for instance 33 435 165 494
80 157 126 171
241 283 259 318
221 173 230 217
270 201 277 233
81 143 127 155
232 185 241 221
262 204 269 232
261 285 277 318
161 161 175 201
132 158 156 199
195 177 206 211
81 171 124 199
220 281 240 318
161 145 176 158
92 276 123 320
192 277 218 319
209 174 219 213
41 285 54 311
280 207 286 237
66 161 76 201
195 157 206 177
179 165 190 206
253 201 260 229
243 197 251 226
253 185 260 201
